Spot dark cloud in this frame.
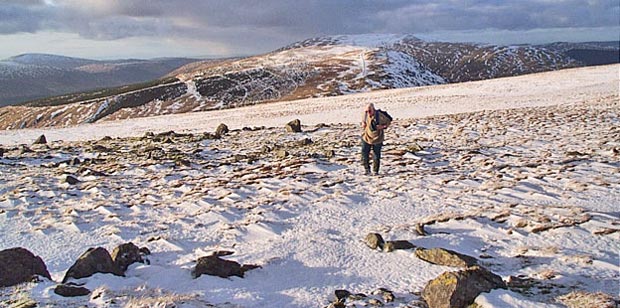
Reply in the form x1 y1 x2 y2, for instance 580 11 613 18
0 0 617 55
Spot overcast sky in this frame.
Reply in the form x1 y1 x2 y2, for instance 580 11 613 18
0 0 618 60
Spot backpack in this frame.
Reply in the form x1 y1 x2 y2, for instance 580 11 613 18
377 109 393 122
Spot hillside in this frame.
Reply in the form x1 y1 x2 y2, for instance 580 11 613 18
1 35 617 130
0 65 618 307
0 54 197 107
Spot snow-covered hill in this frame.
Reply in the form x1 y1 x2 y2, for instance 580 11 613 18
1 35 616 130
0 64 618 308
0 54 197 107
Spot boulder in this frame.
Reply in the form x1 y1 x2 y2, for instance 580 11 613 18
415 247 478 267
215 123 229 137
54 284 91 297
62 247 123 283
422 266 505 308
285 119 302 133
192 255 259 279
33 135 47 145
364 233 385 250
0 247 51 287
0 147 4 157
111 242 144 273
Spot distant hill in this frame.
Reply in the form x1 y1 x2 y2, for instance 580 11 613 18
1 35 617 130
0 54 198 107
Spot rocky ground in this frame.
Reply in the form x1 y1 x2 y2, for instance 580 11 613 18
0 95 618 307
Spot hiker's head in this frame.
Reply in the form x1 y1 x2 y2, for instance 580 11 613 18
365 103 375 114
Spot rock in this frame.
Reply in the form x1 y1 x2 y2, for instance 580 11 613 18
0 147 4 157
557 290 617 308
383 240 416 252
285 119 302 133
54 284 91 297
334 289 351 301
111 243 144 273
33 134 47 145
19 146 34 154
364 233 385 250
415 247 478 267
324 149 335 158
215 123 229 136
297 138 313 146
62 247 123 283
65 175 80 185
192 255 259 279
372 288 394 303
7 297 37 308
275 150 289 159
69 157 81 166
0 247 51 287
407 142 423 152
422 266 505 308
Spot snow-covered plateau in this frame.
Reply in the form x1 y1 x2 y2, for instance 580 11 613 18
0 64 618 307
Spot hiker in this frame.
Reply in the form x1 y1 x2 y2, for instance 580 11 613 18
361 103 392 175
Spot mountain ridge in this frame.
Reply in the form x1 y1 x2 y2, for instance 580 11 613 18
1 35 618 130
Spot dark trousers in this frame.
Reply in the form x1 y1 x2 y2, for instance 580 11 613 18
361 139 382 173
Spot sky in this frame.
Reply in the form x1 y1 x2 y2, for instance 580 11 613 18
0 0 618 60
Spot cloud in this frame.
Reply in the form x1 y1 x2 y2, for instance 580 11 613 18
0 0 617 57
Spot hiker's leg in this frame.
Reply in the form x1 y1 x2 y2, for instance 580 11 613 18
372 143 382 174
361 139 371 174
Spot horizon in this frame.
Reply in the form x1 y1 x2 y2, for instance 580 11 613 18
0 1 618 60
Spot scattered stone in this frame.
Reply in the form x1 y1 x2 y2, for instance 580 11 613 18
372 288 395 303
65 175 80 185
383 240 416 252
62 247 123 283
368 298 384 306
285 119 302 133
33 134 47 145
415 247 478 267
324 149 335 158
215 123 229 136
0 247 51 287
334 289 351 301
275 150 289 159
192 255 259 279
69 157 81 166
111 243 144 273
407 142 423 152
364 233 385 250
422 266 506 308
557 290 617 308
54 283 91 297
297 138 313 146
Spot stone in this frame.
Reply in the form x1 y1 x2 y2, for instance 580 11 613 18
54 284 91 297
7 297 37 308
324 149 335 158
192 255 259 279
0 247 51 287
62 247 123 283
334 289 351 301
33 134 47 144
111 242 144 273
364 233 385 250
415 247 478 267
285 119 302 133
557 291 617 308
422 266 505 308
0 147 4 157
65 175 80 185
276 150 289 159
215 123 229 136
372 288 394 303
383 240 416 252
297 138 313 146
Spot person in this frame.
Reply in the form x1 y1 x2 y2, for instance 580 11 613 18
361 103 391 175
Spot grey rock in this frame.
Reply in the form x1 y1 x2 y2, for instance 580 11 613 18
334 289 351 301
62 247 123 283
0 247 51 287
297 138 313 146
415 247 478 267
422 266 505 308
285 119 302 133
54 284 91 297
111 242 144 273
33 134 47 145
364 233 385 250
65 175 80 185
215 123 229 136
276 150 289 159
192 255 259 279
0 147 4 157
